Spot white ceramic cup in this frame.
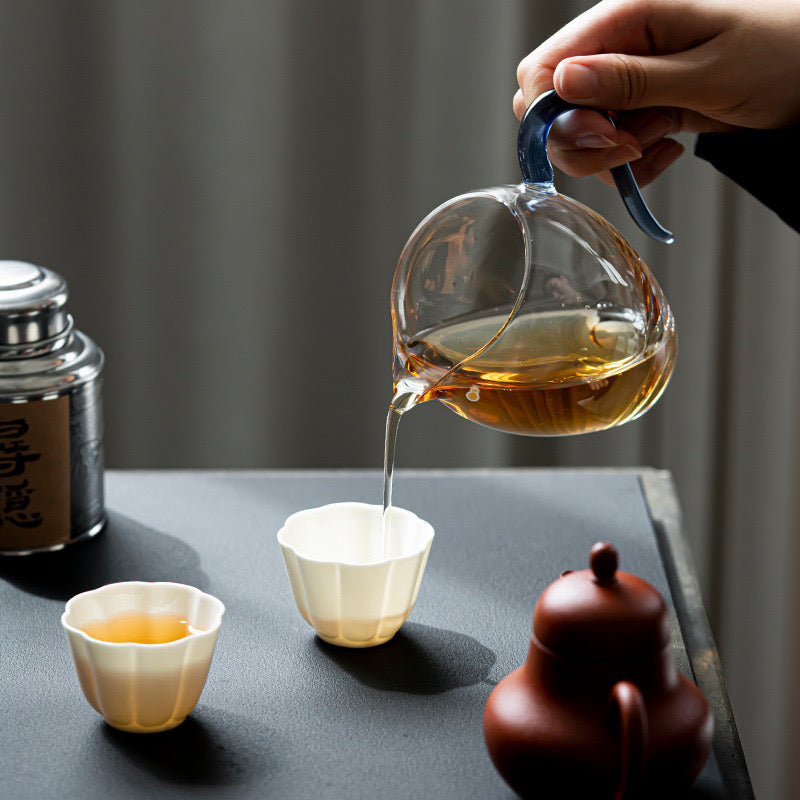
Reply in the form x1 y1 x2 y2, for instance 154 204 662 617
61 581 225 733
278 502 434 648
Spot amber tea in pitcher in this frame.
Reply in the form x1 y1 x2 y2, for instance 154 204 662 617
396 304 675 436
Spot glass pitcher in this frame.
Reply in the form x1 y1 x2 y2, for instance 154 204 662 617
390 90 676 437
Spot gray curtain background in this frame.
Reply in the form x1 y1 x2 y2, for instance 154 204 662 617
0 2 797 797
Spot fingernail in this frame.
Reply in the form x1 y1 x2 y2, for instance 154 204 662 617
575 133 618 149
602 144 642 169
557 64 598 101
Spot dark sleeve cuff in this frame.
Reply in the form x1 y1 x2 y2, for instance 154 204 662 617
695 128 798 232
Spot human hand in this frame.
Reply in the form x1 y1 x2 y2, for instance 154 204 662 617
514 0 800 186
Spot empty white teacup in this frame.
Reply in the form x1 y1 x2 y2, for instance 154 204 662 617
61 581 225 733
278 502 434 648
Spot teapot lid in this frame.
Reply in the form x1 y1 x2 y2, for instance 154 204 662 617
533 542 671 662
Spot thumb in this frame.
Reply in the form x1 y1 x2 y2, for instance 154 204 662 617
554 52 706 112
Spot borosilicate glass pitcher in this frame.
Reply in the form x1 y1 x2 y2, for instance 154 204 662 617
390 90 676 437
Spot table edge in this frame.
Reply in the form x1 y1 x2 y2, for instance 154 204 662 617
639 469 755 800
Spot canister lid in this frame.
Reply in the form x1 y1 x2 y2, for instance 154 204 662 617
0 261 69 346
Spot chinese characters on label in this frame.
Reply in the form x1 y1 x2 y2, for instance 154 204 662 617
0 419 43 529
0 395 71 550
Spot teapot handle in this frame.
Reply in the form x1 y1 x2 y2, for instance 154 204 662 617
610 680 648 800
517 89 673 243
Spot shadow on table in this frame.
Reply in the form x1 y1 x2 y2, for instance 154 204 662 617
315 621 496 694
0 510 208 601
96 707 273 789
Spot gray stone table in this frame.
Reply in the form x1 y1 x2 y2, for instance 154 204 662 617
0 469 753 799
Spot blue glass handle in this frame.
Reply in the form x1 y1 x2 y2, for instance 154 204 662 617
517 90 673 244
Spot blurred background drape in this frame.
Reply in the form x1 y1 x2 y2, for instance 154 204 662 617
0 1 797 796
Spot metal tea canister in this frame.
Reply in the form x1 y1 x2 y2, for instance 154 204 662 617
0 261 104 555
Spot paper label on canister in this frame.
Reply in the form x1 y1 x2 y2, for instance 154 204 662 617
0 395 71 551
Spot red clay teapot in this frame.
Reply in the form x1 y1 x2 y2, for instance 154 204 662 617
483 542 713 799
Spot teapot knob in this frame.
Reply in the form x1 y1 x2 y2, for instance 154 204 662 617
590 541 619 586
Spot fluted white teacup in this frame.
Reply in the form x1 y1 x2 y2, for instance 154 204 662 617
61 581 225 733
278 503 434 648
